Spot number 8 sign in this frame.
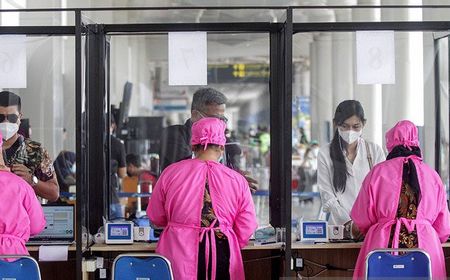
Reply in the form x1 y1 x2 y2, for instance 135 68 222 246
356 31 396 85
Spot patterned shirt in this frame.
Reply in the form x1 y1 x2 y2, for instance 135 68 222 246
4 135 54 182
201 181 226 239
388 181 418 248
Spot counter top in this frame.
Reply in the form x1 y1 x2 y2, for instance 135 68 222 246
26 241 450 252
292 241 363 249
88 241 283 252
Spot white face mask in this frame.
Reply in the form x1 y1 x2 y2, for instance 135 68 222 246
338 129 362 144
312 148 319 157
70 163 76 174
0 122 19 141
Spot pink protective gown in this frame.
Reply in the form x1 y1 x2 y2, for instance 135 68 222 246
0 171 46 257
350 120 450 279
148 159 257 280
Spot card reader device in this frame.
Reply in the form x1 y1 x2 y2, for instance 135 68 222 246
299 220 328 243
105 222 134 244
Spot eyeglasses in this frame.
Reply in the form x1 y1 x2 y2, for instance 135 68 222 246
0 114 19 123
195 110 228 123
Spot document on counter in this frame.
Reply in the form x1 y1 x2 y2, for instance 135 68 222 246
38 245 69 261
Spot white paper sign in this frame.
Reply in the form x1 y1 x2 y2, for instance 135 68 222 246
168 32 207 86
38 245 69 261
356 31 395 84
0 35 27 88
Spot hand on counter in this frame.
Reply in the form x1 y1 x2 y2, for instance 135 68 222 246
344 220 364 241
351 222 363 241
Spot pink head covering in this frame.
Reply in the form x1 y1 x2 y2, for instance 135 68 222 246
191 117 226 150
385 120 420 153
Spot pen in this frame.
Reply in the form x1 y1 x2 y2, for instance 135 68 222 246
260 241 277 245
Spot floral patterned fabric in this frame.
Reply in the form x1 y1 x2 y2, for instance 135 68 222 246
388 181 418 248
201 181 226 239
4 135 54 181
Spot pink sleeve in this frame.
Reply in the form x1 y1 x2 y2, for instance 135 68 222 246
233 178 257 248
147 175 167 228
350 170 376 235
432 178 450 243
23 183 46 236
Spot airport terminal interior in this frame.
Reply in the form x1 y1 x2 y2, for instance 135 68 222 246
2 0 450 279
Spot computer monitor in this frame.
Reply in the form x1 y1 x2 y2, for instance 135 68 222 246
117 81 133 131
27 205 75 245
126 116 165 153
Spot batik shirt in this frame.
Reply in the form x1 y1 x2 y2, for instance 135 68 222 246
4 135 54 182
388 181 419 248
201 181 226 239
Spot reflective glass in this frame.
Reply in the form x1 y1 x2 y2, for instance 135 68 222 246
83 9 284 24
109 33 271 226
292 30 440 239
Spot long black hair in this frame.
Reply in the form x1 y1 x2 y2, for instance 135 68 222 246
386 145 422 203
330 100 366 193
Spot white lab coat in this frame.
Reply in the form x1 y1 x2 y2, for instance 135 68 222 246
317 138 385 225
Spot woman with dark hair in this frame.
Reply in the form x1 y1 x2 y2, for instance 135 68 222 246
351 120 450 279
317 100 385 229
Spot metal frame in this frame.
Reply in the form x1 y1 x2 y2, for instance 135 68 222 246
103 23 281 33
434 38 442 172
85 23 109 233
74 10 83 280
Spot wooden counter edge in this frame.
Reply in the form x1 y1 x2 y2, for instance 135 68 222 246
28 241 450 252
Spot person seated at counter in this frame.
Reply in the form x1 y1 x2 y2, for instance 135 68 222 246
53 150 76 193
124 153 156 215
148 117 257 280
0 132 46 258
0 91 59 202
351 120 450 279
317 100 384 233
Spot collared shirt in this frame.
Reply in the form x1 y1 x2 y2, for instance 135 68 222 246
317 138 385 225
4 135 54 182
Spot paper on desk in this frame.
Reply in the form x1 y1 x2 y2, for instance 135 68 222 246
39 245 69 261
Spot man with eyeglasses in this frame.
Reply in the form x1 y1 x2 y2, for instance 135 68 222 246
159 87 227 172
159 87 257 191
0 91 59 202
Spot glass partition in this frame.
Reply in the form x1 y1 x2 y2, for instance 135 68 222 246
293 6 450 23
0 35 76 206
109 32 271 226
436 35 450 190
82 8 284 24
291 29 439 236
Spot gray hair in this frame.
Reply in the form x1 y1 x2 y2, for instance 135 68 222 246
191 87 227 112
